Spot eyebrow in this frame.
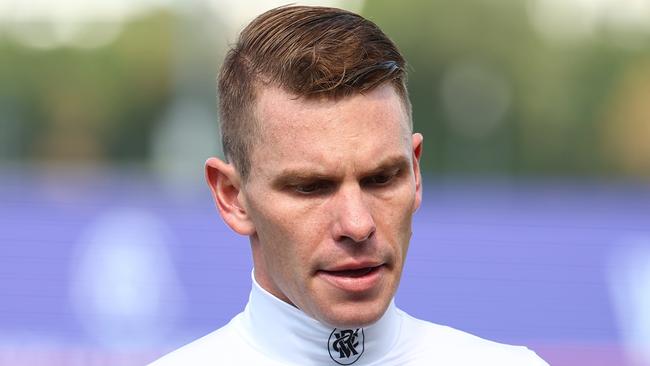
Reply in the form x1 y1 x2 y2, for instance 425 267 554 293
271 154 411 188
364 155 410 177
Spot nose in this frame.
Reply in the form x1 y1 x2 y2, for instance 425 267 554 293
332 184 376 243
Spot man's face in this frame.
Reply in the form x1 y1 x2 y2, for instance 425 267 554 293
240 83 422 327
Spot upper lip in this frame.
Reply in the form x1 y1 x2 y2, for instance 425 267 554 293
320 261 384 272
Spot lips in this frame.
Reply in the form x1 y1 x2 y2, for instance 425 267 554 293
317 264 385 293
322 266 380 278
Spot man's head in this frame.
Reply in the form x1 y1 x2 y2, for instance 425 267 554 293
206 5 423 328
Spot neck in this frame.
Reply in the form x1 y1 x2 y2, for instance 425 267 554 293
239 271 402 365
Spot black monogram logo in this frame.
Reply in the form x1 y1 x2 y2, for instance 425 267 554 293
327 328 364 365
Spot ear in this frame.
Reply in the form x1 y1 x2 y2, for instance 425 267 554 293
411 133 424 212
205 157 256 235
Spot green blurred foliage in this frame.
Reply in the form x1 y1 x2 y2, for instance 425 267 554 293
0 10 174 162
1 2 650 178
363 0 650 177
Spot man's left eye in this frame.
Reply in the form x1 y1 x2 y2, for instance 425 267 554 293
364 172 398 186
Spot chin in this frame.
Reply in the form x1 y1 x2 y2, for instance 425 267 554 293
317 298 390 328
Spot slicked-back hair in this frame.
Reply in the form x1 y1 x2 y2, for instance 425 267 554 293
218 5 410 180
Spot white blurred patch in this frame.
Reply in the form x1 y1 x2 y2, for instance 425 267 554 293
527 0 600 42
440 61 511 140
3 20 124 50
608 236 650 366
206 0 366 38
69 208 185 349
527 0 650 46
0 0 168 49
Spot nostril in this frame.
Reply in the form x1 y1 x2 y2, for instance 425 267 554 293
341 224 375 243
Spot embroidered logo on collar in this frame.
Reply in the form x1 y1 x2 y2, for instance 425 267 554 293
328 328 365 365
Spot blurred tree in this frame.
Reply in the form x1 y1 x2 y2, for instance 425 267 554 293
1 2 649 178
0 10 175 163
363 0 650 178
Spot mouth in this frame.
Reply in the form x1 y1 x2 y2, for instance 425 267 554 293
317 264 385 293
322 265 381 277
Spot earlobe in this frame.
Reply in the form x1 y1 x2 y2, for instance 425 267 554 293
205 157 256 235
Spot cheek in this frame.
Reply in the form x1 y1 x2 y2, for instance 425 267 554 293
254 211 318 270
373 187 416 254
375 185 416 225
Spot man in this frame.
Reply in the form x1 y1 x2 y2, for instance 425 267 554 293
151 5 548 365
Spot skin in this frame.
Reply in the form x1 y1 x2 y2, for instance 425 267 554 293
206 83 423 328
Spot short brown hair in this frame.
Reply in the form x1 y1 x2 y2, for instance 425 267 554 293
218 5 410 179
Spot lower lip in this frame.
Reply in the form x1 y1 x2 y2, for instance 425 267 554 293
317 265 384 293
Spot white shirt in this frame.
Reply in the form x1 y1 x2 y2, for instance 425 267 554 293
150 276 548 366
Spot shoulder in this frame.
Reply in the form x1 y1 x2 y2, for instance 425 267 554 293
391 309 549 366
148 314 276 366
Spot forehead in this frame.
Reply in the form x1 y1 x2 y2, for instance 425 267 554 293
248 84 411 180
255 83 409 127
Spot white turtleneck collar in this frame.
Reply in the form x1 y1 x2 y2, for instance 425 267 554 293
238 271 403 365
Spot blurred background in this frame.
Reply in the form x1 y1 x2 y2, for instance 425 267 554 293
1 0 649 365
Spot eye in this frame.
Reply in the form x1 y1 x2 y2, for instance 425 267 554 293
369 174 392 185
293 181 332 195
363 170 399 187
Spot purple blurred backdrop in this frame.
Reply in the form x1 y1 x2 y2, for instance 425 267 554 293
1 167 649 365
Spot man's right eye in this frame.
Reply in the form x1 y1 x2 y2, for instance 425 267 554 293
293 182 331 195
